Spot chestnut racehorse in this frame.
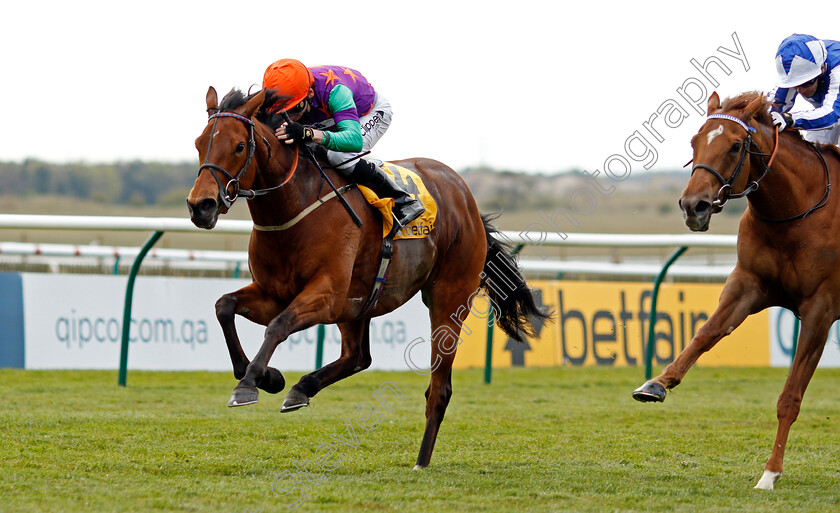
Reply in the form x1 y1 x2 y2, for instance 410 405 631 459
632 91 840 489
187 87 549 469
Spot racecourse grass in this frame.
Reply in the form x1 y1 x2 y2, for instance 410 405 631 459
1 367 838 512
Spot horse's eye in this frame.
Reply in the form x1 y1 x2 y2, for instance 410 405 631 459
236 142 246 153
730 142 742 153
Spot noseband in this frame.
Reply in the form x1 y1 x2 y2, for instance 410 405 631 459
690 114 770 209
198 112 297 208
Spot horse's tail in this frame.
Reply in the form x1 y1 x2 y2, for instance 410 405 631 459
479 214 553 342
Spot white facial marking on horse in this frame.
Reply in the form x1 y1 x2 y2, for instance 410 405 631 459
214 130 220 137
707 125 724 145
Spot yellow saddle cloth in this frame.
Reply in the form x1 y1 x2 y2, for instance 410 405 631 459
357 162 438 239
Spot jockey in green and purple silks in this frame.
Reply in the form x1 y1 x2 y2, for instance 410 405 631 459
262 59 424 228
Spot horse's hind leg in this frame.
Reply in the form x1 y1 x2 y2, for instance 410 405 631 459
217 283 286 399
633 269 766 401
414 313 460 469
281 319 372 412
414 278 480 469
755 300 832 490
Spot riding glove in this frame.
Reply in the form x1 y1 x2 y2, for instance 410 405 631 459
284 122 314 143
770 111 793 130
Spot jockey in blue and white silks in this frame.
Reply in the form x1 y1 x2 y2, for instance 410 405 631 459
768 34 840 146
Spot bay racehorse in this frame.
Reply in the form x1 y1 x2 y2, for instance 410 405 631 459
632 91 840 489
187 87 550 469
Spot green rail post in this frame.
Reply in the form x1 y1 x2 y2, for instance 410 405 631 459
112 256 121 276
484 308 495 384
315 325 325 370
118 231 164 387
644 246 689 381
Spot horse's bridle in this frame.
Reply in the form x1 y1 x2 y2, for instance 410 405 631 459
198 112 297 209
691 113 831 223
690 114 771 210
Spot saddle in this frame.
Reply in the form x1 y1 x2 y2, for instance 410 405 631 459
357 162 437 239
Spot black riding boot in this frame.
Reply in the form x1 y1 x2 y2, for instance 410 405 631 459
349 159 425 227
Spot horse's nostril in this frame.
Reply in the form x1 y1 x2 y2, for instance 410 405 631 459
196 198 218 216
695 201 711 215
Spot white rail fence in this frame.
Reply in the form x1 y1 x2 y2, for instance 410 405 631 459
0 214 737 278
0 214 739 385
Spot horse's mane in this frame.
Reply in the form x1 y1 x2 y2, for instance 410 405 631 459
720 91 840 160
718 91 774 127
217 88 290 130
216 88 331 165
219 88 253 111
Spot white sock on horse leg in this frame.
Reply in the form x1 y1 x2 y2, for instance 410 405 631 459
754 470 781 490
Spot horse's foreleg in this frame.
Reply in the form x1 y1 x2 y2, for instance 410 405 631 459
217 283 285 379
230 275 343 407
216 292 248 379
755 301 832 490
633 269 767 401
282 319 372 412
217 283 286 405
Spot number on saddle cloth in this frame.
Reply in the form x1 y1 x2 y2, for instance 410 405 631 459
358 163 437 240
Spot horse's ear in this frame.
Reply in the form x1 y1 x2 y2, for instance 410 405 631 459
707 91 721 115
240 89 266 119
744 95 764 122
206 86 219 116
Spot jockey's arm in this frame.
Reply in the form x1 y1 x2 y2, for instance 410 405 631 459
311 84 364 152
769 87 796 113
790 65 840 130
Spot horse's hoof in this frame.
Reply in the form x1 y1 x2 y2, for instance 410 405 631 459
281 388 310 413
754 470 781 490
258 367 286 394
413 464 427 471
228 386 259 407
632 381 667 402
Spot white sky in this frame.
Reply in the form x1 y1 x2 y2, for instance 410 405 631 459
2 1 837 173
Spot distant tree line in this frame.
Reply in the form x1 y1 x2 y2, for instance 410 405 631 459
0 160 699 215
0 160 197 206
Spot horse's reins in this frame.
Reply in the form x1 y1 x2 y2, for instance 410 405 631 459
198 110 364 229
750 138 831 223
691 114 831 222
198 112 297 209
278 110 363 228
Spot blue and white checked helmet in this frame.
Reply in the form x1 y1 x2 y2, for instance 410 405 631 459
775 34 827 88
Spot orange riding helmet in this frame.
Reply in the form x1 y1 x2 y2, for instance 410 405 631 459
262 59 315 112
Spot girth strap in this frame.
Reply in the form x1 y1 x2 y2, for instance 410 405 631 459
355 237 394 320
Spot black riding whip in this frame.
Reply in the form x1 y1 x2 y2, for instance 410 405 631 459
281 111 363 228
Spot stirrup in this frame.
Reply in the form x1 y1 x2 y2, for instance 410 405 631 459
393 200 425 227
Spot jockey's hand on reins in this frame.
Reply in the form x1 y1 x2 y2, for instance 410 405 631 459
770 110 793 131
277 121 314 145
